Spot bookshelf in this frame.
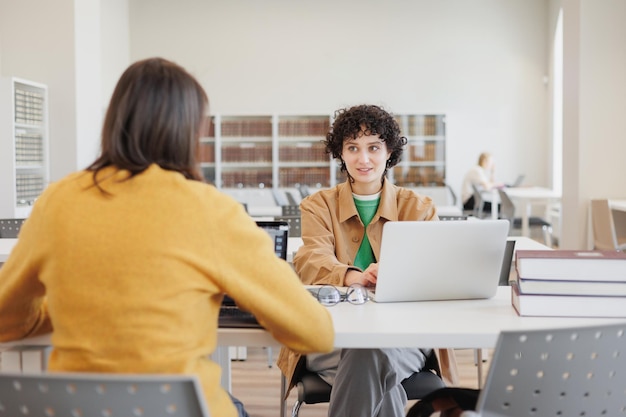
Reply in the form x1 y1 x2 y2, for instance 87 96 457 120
277 115 332 188
0 77 49 218
199 113 446 190
391 114 446 187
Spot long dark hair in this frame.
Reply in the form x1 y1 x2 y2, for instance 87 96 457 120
87 57 208 187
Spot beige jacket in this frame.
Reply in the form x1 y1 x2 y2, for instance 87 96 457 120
278 179 459 397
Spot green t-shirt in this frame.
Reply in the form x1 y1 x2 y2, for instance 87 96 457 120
353 195 381 270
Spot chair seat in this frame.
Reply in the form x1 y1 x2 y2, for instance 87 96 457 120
289 350 445 417
297 373 332 405
399 370 446 399
297 369 445 406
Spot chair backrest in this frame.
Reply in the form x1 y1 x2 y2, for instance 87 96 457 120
444 183 458 206
496 189 515 220
276 215 301 237
282 205 301 217
0 372 211 417
475 322 626 417
471 184 485 218
0 218 26 238
497 189 516 232
591 199 619 250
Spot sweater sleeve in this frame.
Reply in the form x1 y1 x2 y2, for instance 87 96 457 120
205 196 334 354
0 198 53 341
292 196 353 286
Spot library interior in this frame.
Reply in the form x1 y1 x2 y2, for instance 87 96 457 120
1 1 626 417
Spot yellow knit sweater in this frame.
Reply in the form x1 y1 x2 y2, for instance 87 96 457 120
0 164 334 417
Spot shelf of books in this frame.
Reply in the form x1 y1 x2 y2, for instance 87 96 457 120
198 113 446 190
392 114 446 187
0 77 49 218
277 115 331 188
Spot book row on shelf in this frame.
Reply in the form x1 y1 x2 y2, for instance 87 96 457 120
394 115 441 136
221 120 272 137
200 115 444 139
223 144 272 163
198 143 330 164
392 167 445 187
221 170 274 188
279 144 328 162
15 132 44 164
207 167 443 188
14 88 45 125
16 174 45 203
278 119 330 137
511 249 626 318
216 167 337 189
278 168 331 188
198 143 215 163
408 143 440 162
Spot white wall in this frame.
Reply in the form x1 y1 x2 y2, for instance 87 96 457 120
0 0 78 182
559 0 626 249
2 0 624 248
128 0 550 196
101 0 131 108
0 0 129 179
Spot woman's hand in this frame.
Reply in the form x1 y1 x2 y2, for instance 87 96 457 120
345 263 378 287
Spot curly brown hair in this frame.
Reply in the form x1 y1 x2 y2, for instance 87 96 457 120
324 104 407 178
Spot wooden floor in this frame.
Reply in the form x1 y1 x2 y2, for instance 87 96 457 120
231 347 492 417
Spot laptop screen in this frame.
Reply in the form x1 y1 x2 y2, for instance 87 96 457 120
218 221 290 328
255 220 289 260
499 239 516 286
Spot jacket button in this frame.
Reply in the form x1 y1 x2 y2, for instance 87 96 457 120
352 237 359 243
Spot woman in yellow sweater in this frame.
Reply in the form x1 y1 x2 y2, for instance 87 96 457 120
0 57 334 417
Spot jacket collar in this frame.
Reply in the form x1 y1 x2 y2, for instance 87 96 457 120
337 178 399 223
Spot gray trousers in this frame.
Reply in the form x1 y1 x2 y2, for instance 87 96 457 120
307 348 430 417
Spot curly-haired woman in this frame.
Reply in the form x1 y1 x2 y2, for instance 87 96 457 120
278 104 458 417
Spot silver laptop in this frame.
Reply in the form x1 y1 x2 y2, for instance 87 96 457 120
371 219 510 302
509 174 525 188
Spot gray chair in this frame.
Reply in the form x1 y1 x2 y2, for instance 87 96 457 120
470 184 489 218
0 218 26 238
277 205 302 237
591 199 626 251
498 189 552 246
281 204 301 217
0 372 211 416
276 215 301 237
444 182 458 206
284 349 445 417
467 322 626 417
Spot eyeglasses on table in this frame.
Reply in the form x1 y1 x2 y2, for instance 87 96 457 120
308 283 370 306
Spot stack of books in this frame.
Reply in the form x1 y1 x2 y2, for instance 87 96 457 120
511 249 626 317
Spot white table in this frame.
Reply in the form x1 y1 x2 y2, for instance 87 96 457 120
4 286 622 356
610 199 626 212
437 205 464 217
0 239 17 262
504 187 561 237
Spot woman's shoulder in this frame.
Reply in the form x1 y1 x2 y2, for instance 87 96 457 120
302 184 344 204
391 184 434 206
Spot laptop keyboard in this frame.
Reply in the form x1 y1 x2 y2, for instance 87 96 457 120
220 306 256 319
218 305 261 328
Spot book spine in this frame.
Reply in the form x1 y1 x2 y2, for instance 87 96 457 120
511 281 626 317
